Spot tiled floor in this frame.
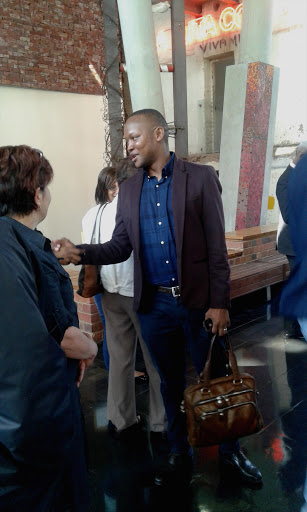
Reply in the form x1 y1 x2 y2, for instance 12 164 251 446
80 287 307 512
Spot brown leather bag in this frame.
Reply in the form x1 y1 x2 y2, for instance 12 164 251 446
77 264 103 298
77 204 105 298
183 333 263 447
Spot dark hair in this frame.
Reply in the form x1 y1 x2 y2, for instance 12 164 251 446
116 157 138 185
95 166 117 205
0 145 53 216
127 109 169 142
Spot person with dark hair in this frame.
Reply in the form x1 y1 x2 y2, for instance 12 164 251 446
82 161 166 438
53 109 261 487
0 145 97 511
94 165 118 205
82 166 118 371
82 164 149 381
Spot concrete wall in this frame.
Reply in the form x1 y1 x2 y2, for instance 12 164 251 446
0 85 106 243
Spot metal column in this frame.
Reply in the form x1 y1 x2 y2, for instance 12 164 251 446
171 0 188 158
101 0 123 165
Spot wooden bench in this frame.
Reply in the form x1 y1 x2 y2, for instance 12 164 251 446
225 224 289 299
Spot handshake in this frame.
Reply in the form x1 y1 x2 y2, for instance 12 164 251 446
52 238 84 265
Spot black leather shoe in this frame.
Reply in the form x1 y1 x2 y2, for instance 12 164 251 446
168 452 193 470
154 452 193 487
219 451 262 485
284 331 305 340
135 372 149 384
150 431 168 444
108 415 142 440
284 319 304 340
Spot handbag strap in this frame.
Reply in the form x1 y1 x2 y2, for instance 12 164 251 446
199 333 241 387
90 203 107 244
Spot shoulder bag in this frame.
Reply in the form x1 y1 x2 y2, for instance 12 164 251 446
77 204 106 298
183 333 263 447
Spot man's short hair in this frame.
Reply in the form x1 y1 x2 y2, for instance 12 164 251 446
127 109 169 142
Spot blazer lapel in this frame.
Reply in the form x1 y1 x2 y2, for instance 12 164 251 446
172 155 187 257
131 170 144 258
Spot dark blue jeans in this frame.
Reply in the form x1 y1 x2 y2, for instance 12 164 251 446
94 293 109 371
138 291 239 454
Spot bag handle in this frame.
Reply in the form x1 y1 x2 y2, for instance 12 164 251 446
199 333 241 388
90 203 107 244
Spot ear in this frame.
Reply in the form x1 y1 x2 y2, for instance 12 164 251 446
34 187 42 210
154 126 164 142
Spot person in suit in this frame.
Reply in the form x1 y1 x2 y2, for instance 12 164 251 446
53 109 262 487
279 152 307 512
279 152 307 341
276 141 307 339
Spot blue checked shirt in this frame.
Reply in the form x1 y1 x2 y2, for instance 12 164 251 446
139 152 179 286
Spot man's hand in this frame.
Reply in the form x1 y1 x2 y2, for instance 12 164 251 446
51 238 84 265
205 308 230 337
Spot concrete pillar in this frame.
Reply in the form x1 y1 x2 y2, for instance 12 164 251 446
239 0 274 65
117 0 165 115
219 0 279 231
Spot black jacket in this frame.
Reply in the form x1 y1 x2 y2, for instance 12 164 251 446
276 164 295 257
280 154 307 318
0 217 89 512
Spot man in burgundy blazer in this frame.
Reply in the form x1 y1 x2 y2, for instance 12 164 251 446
54 109 261 487
79 153 230 315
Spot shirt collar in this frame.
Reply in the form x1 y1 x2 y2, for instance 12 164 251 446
143 152 175 179
162 152 174 177
2 216 47 250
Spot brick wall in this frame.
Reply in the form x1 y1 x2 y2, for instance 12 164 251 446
74 292 103 343
0 0 105 95
227 235 278 267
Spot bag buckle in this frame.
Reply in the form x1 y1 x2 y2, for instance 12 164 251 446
171 286 180 298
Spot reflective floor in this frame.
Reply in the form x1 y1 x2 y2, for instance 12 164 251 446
80 286 307 512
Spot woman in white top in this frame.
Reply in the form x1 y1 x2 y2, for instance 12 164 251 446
82 167 118 372
82 162 166 437
82 167 147 380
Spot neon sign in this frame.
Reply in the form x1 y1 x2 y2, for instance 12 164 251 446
157 3 243 53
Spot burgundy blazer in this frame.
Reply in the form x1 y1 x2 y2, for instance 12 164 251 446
80 154 230 312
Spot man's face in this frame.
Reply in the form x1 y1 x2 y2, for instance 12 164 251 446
124 115 158 168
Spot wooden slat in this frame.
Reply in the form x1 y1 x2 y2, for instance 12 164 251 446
225 223 278 241
228 249 243 259
230 254 289 299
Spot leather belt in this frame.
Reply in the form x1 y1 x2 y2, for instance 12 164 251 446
157 286 180 298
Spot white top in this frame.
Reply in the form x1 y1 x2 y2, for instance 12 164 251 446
81 196 134 297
